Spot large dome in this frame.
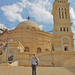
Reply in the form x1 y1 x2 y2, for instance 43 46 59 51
16 21 40 30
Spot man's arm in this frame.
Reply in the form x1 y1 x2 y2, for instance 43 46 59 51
36 57 39 66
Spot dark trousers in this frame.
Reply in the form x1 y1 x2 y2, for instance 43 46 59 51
32 65 36 75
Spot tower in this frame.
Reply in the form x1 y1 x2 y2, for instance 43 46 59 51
52 0 74 51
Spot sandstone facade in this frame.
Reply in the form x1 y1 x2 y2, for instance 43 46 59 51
0 0 75 67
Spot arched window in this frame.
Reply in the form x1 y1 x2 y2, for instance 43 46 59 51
64 46 68 51
0 50 2 55
0 47 2 55
63 27 65 32
67 27 68 32
60 27 62 31
37 47 41 53
59 8 61 19
62 8 64 19
24 47 29 52
65 8 67 19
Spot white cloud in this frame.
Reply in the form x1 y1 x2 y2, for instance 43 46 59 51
70 7 75 50
26 0 53 24
0 0 53 24
70 7 75 20
0 24 7 29
30 5 53 24
70 7 75 35
39 25 43 30
1 3 25 22
0 24 8 33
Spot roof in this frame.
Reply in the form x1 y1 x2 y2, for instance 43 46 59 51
16 21 40 30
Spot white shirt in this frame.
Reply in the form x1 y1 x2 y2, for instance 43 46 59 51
31 57 39 65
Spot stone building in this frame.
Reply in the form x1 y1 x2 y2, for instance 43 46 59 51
0 21 52 54
52 0 74 52
0 0 75 67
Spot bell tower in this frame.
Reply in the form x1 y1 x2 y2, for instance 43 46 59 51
52 0 74 51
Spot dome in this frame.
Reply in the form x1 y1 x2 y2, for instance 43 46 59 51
16 21 40 30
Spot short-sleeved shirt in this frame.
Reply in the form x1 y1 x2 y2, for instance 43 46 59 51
31 57 39 65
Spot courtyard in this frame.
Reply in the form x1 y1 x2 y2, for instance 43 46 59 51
0 66 75 75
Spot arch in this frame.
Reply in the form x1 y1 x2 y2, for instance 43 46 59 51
60 27 62 31
67 27 68 32
59 8 61 18
61 36 70 45
0 49 3 55
24 47 30 52
62 8 64 19
64 46 68 51
37 47 41 53
61 36 70 51
63 38 69 44
63 27 65 32
65 8 67 19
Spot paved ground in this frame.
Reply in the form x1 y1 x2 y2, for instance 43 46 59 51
0 66 75 75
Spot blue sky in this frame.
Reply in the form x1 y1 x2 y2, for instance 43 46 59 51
0 0 75 34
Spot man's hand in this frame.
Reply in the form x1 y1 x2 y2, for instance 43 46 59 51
37 63 38 66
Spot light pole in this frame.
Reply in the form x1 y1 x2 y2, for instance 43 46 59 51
6 39 9 63
51 44 55 67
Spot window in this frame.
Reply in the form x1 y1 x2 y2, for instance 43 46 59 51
60 27 62 31
62 8 64 19
67 27 68 32
63 27 65 32
65 8 67 19
64 46 68 51
37 47 41 53
0 50 2 55
24 47 29 52
59 8 61 19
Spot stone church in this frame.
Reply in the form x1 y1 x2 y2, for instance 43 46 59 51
52 0 74 52
0 0 75 67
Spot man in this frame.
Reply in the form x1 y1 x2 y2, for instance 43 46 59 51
31 54 39 75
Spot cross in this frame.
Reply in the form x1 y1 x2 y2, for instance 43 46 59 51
27 16 31 20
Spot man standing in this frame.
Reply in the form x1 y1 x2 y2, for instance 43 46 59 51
31 54 39 75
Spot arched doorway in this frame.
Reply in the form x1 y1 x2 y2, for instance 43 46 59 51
62 37 69 51
37 47 41 53
24 47 29 52
64 46 68 51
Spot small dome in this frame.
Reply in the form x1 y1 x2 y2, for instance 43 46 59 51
17 21 40 30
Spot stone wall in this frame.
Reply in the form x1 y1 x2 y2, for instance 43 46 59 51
15 51 75 67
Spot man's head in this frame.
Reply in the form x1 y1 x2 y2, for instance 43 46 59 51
32 54 36 58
